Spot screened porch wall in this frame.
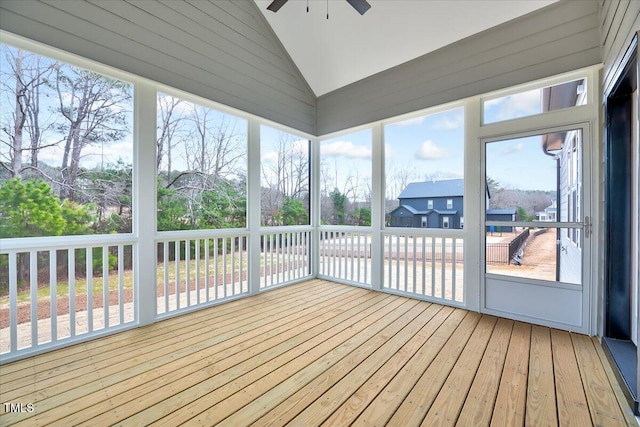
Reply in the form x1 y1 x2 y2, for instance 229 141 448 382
0 0 606 364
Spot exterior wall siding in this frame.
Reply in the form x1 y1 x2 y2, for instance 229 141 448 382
0 0 317 134
317 0 601 135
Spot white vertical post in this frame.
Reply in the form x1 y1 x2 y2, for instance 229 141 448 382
247 119 261 295
134 82 158 325
371 123 384 291
464 97 482 311
311 135 321 278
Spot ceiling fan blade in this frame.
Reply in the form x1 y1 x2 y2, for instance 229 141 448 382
267 0 288 12
346 0 371 15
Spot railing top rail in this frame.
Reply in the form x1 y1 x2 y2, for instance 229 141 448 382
0 233 137 252
156 228 250 240
382 228 465 238
259 226 314 233
318 225 372 232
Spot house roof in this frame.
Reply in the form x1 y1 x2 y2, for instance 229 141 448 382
398 179 464 199
486 209 517 215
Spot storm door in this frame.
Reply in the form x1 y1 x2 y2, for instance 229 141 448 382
481 124 591 333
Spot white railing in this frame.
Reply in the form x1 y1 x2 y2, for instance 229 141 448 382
156 230 250 316
383 230 464 305
0 234 136 357
260 228 312 289
318 228 372 287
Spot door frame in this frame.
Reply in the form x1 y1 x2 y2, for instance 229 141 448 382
479 122 593 334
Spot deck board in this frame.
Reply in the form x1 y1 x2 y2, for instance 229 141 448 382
0 280 634 427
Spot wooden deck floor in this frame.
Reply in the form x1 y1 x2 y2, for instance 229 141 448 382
0 279 635 426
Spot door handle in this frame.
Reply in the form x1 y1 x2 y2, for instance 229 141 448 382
584 216 591 238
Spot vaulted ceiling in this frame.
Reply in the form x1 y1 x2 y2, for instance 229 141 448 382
255 0 558 96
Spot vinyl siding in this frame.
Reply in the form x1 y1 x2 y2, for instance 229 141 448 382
0 0 317 134
598 0 639 336
317 0 601 135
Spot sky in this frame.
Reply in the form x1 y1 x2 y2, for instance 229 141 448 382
486 135 559 192
384 107 465 199
320 128 372 202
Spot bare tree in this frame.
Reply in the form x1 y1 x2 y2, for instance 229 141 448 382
54 66 131 200
261 131 310 225
0 47 56 177
157 95 186 183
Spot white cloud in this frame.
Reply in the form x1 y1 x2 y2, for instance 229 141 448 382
486 89 541 121
262 151 279 163
290 139 310 155
432 113 463 130
80 140 134 167
415 140 449 160
321 140 371 159
391 116 425 127
385 143 394 158
503 142 525 155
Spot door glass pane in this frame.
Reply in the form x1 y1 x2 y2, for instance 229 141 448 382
485 227 581 285
485 129 582 224
485 128 584 286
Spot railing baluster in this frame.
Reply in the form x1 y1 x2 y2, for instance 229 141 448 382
231 237 236 296
292 232 297 279
86 247 93 333
440 238 446 299
195 239 200 305
222 237 227 298
412 237 417 294
275 233 279 286
175 240 181 310
286 232 291 282
30 250 38 346
364 234 369 285
431 238 436 297
163 241 169 313
50 250 57 342
214 237 219 300
238 237 242 293
395 235 401 290
269 234 273 287
204 239 210 301
421 237 426 296
9 252 17 352
118 245 124 325
103 245 109 329
452 238 457 301
185 239 191 308
403 235 408 292
69 249 76 337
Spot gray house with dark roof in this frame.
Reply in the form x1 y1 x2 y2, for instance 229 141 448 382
390 179 517 230
389 179 464 228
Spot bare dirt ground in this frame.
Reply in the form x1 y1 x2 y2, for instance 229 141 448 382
487 229 557 280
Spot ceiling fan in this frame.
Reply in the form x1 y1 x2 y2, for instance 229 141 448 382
267 0 372 15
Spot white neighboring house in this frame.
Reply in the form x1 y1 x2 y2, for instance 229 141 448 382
541 82 585 284
536 196 557 221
